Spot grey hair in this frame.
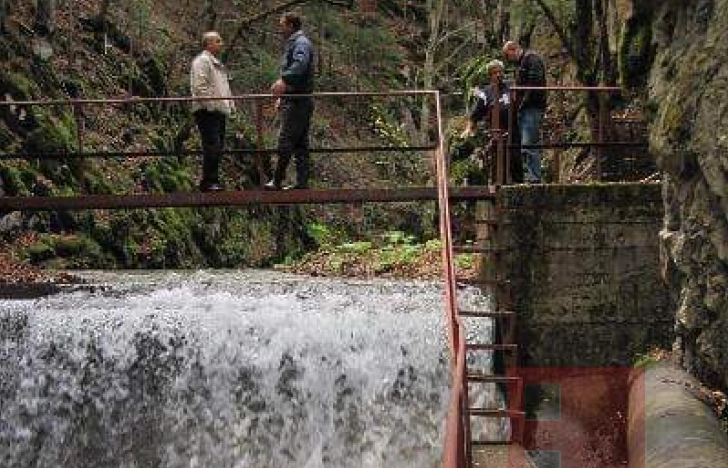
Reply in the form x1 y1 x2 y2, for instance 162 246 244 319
201 31 221 48
486 59 505 74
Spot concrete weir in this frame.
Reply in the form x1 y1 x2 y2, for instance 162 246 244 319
628 362 728 468
498 183 672 367
490 183 728 465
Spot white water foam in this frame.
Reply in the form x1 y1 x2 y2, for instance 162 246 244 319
0 271 493 468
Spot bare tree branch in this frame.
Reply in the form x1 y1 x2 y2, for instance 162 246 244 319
226 0 353 53
533 0 574 59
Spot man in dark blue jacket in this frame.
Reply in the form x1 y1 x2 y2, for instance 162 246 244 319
265 12 315 190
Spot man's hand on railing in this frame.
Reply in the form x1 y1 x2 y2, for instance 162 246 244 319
460 123 475 139
270 79 287 96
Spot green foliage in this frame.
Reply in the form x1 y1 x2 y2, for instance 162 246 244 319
25 241 55 263
0 71 40 99
459 55 492 99
454 253 475 270
619 10 655 89
338 241 374 254
142 160 193 193
449 157 484 186
425 239 442 251
370 103 408 146
0 165 30 196
23 112 76 155
382 230 415 246
0 2 458 271
0 122 14 150
374 241 422 273
307 222 341 249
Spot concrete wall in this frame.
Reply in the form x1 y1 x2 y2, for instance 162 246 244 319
497 183 672 367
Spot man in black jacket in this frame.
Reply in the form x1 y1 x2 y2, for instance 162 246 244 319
503 40 547 183
265 12 315 190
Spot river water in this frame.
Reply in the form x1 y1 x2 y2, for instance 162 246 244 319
0 270 493 468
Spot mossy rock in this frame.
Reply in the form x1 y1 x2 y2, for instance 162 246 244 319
50 234 93 257
25 241 55 263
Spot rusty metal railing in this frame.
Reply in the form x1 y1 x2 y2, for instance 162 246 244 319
434 90 471 468
476 85 650 184
0 90 440 192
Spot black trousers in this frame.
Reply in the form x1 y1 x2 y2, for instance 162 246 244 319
273 98 314 187
194 110 226 186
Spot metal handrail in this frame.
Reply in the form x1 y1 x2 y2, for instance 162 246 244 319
0 90 439 169
483 84 649 183
434 90 468 468
441 317 467 468
0 89 437 107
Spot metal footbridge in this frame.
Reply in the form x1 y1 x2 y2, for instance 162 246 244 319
0 88 648 467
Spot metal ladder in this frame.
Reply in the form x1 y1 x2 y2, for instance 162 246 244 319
451 193 525 466
435 91 524 467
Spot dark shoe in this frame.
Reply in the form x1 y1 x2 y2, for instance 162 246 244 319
200 183 224 192
263 180 281 190
283 183 307 190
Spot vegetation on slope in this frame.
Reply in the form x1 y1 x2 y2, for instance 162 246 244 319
0 0 657 277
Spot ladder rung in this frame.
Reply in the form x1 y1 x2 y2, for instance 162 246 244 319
458 309 515 318
466 343 518 351
469 408 525 419
466 373 521 383
455 276 510 287
471 439 515 446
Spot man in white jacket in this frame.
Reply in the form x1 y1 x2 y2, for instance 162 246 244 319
190 31 234 192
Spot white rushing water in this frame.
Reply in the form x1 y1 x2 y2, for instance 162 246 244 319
0 270 493 468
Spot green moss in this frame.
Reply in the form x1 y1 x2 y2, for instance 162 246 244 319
83 171 113 194
141 55 167 97
0 121 14 149
51 235 92 257
23 113 76 154
0 165 30 196
0 71 40 99
618 10 656 89
25 241 55 263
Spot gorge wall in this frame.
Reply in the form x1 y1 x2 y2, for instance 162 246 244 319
648 0 728 391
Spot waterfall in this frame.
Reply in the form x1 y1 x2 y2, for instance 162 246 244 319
0 271 491 468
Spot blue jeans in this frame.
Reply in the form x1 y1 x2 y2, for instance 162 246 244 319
519 107 544 183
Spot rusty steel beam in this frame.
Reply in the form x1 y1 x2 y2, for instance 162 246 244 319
510 85 621 91
0 187 497 211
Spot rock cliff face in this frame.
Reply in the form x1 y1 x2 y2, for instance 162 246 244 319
648 0 728 390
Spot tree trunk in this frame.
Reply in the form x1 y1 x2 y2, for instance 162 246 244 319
419 0 446 143
96 0 112 24
497 0 510 43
